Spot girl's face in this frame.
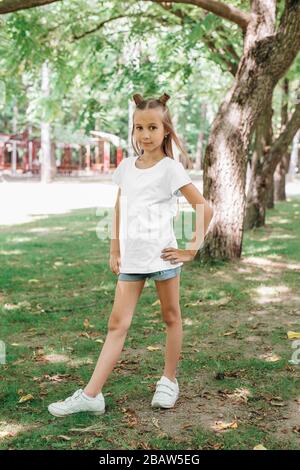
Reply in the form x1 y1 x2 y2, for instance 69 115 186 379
133 109 166 156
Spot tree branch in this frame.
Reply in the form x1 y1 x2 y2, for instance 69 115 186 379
72 13 171 40
157 3 239 75
263 98 300 178
143 0 251 31
0 0 60 14
1 0 251 33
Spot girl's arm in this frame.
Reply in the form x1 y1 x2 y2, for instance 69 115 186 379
179 183 214 256
110 187 121 254
161 182 214 263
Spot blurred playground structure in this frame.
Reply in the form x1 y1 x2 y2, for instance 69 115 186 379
0 128 127 176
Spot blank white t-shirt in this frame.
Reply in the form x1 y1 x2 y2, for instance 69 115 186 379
111 155 192 273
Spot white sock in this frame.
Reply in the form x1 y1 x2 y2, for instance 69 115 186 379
82 391 96 400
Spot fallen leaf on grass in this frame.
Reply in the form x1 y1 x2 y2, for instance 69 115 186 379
223 330 237 337
152 418 160 429
184 300 202 307
287 331 300 339
18 394 34 403
33 374 73 383
212 419 238 432
253 444 267 450
146 346 161 351
208 297 231 306
79 332 90 339
83 319 95 329
266 396 285 407
183 318 194 326
270 400 285 407
258 352 281 362
182 423 194 430
225 369 246 378
121 408 138 428
227 388 252 403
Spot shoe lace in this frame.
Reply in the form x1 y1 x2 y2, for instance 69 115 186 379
64 389 82 404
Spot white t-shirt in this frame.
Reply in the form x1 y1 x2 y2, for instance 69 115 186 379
111 155 193 273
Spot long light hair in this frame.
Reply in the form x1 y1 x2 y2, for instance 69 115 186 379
131 92 189 162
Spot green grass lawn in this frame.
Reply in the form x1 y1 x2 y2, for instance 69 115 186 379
0 196 300 450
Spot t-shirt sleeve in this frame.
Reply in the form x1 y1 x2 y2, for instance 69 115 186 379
169 161 193 197
111 158 127 186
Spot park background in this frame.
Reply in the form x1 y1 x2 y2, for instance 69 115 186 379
0 0 300 450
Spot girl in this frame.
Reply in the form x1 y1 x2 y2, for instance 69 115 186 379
48 92 214 417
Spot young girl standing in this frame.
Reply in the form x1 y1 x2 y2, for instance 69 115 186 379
48 93 214 417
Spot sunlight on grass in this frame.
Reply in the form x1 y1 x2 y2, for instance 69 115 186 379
0 422 29 440
242 256 300 270
253 285 290 304
27 227 66 234
266 254 284 260
268 217 291 224
9 237 33 243
0 250 24 255
266 234 296 240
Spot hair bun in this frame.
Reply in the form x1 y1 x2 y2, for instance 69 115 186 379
132 94 145 106
158 93 170 105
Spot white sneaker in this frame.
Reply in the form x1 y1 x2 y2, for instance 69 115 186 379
151 376 179 408
48 388 105 417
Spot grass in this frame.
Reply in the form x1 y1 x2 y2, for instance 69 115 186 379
0 196 300 450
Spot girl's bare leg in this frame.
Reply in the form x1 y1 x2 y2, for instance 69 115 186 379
83 278 145 397
155 274 182 383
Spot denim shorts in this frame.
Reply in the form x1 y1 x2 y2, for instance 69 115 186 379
118 266 182 282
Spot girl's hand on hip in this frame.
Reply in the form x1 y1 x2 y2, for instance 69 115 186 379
160 247 197 264
109 251 121 275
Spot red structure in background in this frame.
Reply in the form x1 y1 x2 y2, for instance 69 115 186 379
116 146 123 166
0 129 126 175
0 130 41 173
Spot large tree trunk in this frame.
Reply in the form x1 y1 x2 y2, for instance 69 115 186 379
245 80 300 229
197 0 300 260
245 97 273 229
266 176 274 208
274 153 291 200
244 99 300 229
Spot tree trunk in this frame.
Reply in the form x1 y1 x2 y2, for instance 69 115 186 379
266 176 274 209
245 97 273 229
197 1 300 259
274 153 291 201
